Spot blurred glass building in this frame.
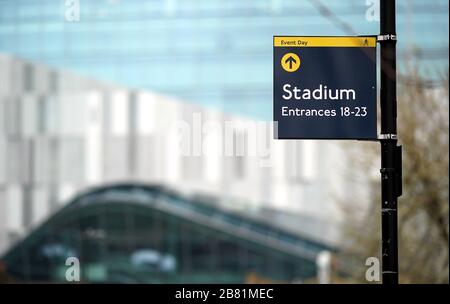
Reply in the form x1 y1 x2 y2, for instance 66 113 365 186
0 0 447 118
2 184 332 283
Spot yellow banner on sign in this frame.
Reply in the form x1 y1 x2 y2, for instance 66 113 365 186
274 36 376 48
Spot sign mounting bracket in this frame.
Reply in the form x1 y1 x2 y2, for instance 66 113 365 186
377 34 397 42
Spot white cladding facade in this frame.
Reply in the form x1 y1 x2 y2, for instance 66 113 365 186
0 55 358 255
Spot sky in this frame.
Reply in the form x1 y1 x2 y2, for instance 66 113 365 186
0 0 448 119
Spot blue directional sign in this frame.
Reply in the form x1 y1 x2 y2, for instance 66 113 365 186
273 36 377 140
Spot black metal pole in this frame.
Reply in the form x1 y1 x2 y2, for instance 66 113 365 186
380 0 400 284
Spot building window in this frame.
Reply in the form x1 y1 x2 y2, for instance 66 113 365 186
285 141 302 182
37 96 47 134
23 64 34 92
233 132 247 180
49 70 59 93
